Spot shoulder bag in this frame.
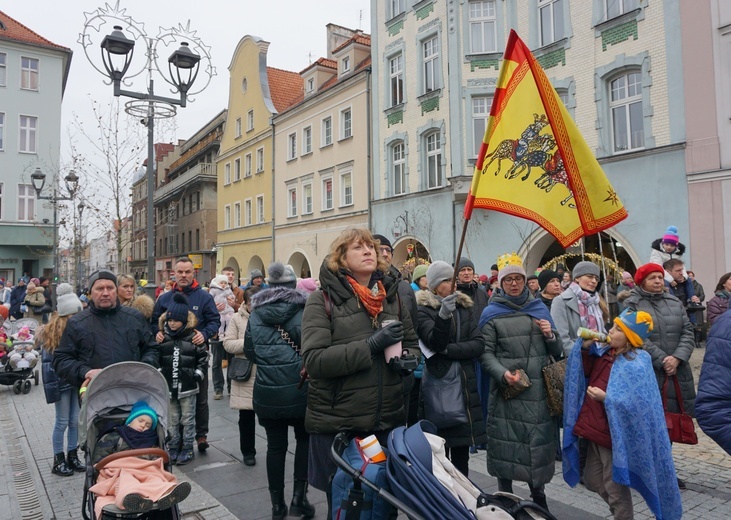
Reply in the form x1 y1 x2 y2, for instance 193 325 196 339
228 356 253 382
421 360 469 429
542 356 567 416
662 375 698 445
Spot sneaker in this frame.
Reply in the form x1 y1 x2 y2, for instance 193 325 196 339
243 454 256 466
122 493 153 513
168 449 179 465
214 391 223 400
176 448 195 466
196 436 209 452
156 482 191 510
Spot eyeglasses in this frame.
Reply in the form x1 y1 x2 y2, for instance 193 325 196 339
502 277 524 285
379 247 392 254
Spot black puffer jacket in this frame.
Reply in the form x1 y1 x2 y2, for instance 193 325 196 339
456 280 489 326
158 313 208 398
244 286 308 420
416 290 486 448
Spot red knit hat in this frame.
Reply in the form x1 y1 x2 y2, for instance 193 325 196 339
634 263 664 287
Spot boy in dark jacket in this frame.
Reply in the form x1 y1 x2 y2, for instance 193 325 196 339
158 293 208 465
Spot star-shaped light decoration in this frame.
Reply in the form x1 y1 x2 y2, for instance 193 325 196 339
603 187 620 206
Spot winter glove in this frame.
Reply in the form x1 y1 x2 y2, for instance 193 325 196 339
367 321 404 356
438 293 458 320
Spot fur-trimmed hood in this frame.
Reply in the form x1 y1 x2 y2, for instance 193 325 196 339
251 286 309 310
126 293 154 320
416 290 473 310
651 238 686 256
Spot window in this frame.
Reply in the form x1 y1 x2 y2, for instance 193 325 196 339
196 229 200 250
288 186 298 217
181 232 185 251
340 171 353 206
322 117 332 146
0 183 3 219
539 0 564 46
245 153 252 177
610 71 644 152
303 126 312 154
20 57 39 91
224 205 231 229
235 117 242 138
306 78 315 93
17 184 35 221
234 158 241 181
256 147 264 172
605 0 638 19
557 89 569 107
19 115 37 153
340 109 352 139
322 178 333 210
256 195 264 223
288 133 297 160
425 132 443 188
247 110 254 131
469 1 497 53
0 53 6 87
302 183 313 214
0 112 4 150
423 36 440 93
245 199 252 226
392 142 406 195
234 202 241 227
342 56 350 74
224 162 231 184
389 54 404 107
390 0 406 18
472 96 491 156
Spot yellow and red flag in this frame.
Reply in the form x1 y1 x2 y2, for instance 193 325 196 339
464 30 627 247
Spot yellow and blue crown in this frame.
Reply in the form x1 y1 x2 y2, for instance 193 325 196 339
496 252 523 271
614 308 654 347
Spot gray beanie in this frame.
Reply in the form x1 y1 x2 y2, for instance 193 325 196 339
426 261 453 292
267 262 297 288
572 261 600 279
250 269 263 280
88 269 117 289
457 257 475 272
56 283 83 317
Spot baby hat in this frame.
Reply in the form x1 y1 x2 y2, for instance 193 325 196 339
166 292 190 323
56 283 83 317
297 278 318 293
211 275 229 288
613 309 654 347
662 226 679 245
426 261 453 291
125 400 158 429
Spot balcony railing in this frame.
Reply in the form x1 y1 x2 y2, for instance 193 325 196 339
154 163 216 203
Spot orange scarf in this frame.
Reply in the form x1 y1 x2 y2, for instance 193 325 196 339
346 275 386 328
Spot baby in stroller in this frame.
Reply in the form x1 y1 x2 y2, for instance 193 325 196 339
89 401 191 516
8 326 38 370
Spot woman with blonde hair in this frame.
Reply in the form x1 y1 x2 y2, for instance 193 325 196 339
117 274 155 321
39 283 85 477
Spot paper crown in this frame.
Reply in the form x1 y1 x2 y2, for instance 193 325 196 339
496 252 523 271
614 309 654 347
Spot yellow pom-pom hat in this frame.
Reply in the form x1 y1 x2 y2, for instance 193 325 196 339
613 308 654 347
497 252 527 285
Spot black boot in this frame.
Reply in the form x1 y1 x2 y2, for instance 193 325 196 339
52 452 73 476
290 479 315 518
530 487 550 512
67 448 85 472
270 490 288 520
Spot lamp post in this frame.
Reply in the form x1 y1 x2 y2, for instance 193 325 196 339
80 5 214 292
76 199 86 293
31 167 79 306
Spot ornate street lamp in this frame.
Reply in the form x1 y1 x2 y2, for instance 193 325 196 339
80 3 214 290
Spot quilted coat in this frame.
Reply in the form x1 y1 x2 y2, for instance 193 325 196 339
223 304 256 411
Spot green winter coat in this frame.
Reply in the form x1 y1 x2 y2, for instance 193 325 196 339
479 294 562 487
301 261 420 434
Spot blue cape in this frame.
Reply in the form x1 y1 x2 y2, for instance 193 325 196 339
479 298 555 330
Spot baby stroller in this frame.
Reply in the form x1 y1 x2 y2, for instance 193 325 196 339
0 318 40 394
332 421 557 520
80 361 184 519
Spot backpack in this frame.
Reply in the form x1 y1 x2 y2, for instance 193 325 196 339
331 437 393 520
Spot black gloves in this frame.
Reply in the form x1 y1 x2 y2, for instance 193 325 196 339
367 320 404 356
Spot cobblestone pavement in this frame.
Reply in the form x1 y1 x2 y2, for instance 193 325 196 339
1 346 729 519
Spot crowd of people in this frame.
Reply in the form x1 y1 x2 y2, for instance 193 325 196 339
2 223 730 520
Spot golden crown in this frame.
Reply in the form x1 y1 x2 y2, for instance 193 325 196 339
497 252 523 271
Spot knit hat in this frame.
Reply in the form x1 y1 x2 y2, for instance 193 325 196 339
496 253 526 285
613 308 654 347
297 278 318 293
457 257 475 272
527 275 538 282
211 275 229 288
634 262 664 287
372 234 392 251
88 269 117 289
250 269 263 280
479 274 488 284
412 264 428 283
488 275 498 285
125 400 158 430
537 269 560 291
572 261 600 279
267 262 297 288
426 261 453 291
30 277 41 285
621 271 633 281
56 283 83 317
662 226 679 245
166 292 190 323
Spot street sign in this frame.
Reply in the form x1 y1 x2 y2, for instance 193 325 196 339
188 254 203 269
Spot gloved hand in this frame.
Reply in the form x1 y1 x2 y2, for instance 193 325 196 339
367 321 404 356
438 293 458 320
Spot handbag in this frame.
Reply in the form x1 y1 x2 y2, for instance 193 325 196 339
542 357 567 416
502 368 531 400
228 356 253 382
421 360 469 429
662 375 698 445
32 303 52 315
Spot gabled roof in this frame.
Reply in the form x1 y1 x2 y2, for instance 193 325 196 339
332 33 371 55
299 57 337 75
267 66 303 113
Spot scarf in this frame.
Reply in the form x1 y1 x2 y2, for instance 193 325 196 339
567 282 605 333
716 290 730 300
116 424 158 450
479 291 555 329
346 275 386 328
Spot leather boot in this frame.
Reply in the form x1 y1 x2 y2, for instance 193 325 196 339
290 479 315 518
270 489 288 520
52 452 74 476
66 448 85 472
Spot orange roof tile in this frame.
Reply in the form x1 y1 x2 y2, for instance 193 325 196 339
299 57 337 75
0 10 70 51
267 66 303 113
332 32 371 55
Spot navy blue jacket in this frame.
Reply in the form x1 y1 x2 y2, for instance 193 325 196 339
151 282 220 342
41 344 72 404
695 310 731 455
9 285 27 318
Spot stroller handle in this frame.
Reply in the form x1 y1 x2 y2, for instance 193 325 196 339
94 448 169 471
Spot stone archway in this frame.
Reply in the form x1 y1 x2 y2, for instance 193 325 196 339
287 251 312 279
246 256 266 283
392 237 431 280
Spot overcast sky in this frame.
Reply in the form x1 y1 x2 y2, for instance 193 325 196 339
6 1 371 163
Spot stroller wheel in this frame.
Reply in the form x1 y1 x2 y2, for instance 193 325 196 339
22 380 32 394
34 370 39 385
13 380 22 394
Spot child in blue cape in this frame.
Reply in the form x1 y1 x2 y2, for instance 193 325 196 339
563 309 682 520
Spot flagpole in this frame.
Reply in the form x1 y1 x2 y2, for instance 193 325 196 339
451 217 470 293
597 233 610 321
